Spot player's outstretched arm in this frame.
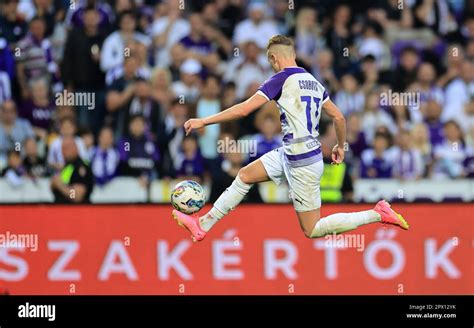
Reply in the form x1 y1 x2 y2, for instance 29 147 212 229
184 93 268 135
322 99 346 164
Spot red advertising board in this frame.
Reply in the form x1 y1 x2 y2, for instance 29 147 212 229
0 204 472 295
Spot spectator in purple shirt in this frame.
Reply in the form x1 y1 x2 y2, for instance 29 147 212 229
175 135 205 183
0 38 15 81
409 62 444 116
19 78 55 140
392 130 425 180
248 114 281 163
118 114 159 184
360 131 394 178
66 0 114 31
90 126 119 185
346 112 368 159
424 100 445 147
179 13 218 75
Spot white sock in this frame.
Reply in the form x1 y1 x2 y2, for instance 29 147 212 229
199 175 252 232
310 210 381 238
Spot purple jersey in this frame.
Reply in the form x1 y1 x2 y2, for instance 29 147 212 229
179 36 213 56
360 149 393 178
67 3 113 29
248 134 282 162
117 135 159 178
425 120 444 146
257 67 329 168
349 132 368 158
0 41 15 80
176 152 205 178
20 100 55 130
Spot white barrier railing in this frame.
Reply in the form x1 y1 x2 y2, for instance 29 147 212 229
0 178 54 203
90 177 147 203
353 179 474 202
0 178 472 203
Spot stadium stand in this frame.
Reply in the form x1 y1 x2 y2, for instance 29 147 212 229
0 0 473 204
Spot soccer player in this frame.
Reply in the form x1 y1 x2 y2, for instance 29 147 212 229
172 35 409 242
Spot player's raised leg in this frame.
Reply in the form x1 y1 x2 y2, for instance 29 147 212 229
172 158 270 241
200 158 270 230
297 200 409 238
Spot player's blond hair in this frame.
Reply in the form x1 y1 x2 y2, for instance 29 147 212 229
266 35 294 50
266 35 295 58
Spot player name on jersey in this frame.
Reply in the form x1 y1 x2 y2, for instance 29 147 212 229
298 79 319 91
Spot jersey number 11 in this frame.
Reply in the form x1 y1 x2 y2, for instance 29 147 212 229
301 96 321 134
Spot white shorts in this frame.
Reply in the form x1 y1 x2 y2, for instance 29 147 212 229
260 147 324 212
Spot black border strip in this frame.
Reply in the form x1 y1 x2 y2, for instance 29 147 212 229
0 295 472 327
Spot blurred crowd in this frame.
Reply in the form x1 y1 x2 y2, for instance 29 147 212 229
0 0 473 202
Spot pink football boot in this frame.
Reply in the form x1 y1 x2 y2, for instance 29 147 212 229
172 210 207 242
374 200 409 230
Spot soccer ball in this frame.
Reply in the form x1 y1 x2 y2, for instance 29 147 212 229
170 180 206 214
